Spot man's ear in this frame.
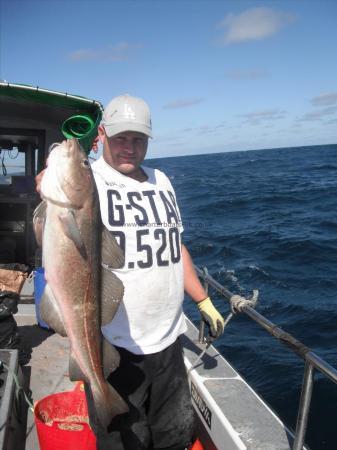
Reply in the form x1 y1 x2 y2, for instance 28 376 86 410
98 125 105 143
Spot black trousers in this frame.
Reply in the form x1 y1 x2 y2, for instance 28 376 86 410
88 338 196 450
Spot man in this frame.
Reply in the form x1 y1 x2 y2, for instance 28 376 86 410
90 94 225 450
36 94 225 449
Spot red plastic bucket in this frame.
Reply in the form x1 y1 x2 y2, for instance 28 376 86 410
34 382 96 450
190 438 204 450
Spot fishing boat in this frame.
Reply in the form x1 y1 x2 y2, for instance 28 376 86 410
0 81 103 449
1 82 337 450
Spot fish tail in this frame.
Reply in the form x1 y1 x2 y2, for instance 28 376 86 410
91 382 129 429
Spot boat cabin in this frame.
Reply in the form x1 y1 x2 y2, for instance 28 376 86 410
0 82 102 267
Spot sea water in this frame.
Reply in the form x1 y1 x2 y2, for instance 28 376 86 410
147 143 337 450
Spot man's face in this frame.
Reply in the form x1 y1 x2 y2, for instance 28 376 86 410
99 128 148 178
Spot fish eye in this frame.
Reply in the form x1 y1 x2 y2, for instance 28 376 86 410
81 159 90 168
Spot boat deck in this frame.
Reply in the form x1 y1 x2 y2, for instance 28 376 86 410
14 303 300 450
16 304 73 450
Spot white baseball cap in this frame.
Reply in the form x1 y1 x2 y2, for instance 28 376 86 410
101 94 152 138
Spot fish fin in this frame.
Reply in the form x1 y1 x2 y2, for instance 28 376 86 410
33 201 47 247
101 227 124 268
58 209 87 260
69 353 89 382
102 338 120 378
40 284 67 337
101 267 124 326
91 383 129 429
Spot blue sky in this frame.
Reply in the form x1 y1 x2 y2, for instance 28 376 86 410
1 0 337 158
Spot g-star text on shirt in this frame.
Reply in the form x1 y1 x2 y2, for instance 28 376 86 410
106 189 182 269
107 189 180 227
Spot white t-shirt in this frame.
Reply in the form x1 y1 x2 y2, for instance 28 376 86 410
92 157 186 354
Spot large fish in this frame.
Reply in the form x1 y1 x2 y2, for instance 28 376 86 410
33 138 128 428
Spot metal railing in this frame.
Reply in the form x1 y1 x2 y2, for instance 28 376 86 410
195 266 337 450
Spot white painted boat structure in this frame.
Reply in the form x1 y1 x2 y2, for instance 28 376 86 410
190 267 337 450
183 316 299 450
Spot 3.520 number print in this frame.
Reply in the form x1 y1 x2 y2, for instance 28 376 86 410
111 227 181 269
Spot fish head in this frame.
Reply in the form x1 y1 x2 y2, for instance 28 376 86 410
41 139 94 208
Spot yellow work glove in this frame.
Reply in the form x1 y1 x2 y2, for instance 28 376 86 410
197 297 225 339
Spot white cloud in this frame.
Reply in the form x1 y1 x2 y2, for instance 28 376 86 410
218 7 295 45
155 121 226 145
225 69 270 80
310 92 337 107
195 124 221 135
162 98 204 109
180 122 226 135
297 106 337 122
240 109 286 125
69 42 141 62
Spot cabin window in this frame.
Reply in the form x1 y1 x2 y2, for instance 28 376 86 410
0 129 46 265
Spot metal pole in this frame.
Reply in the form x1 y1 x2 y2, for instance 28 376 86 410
194 266 337 383
293 362 315 450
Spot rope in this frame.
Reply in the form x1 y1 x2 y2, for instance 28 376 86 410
188 309 235 374
1 150 7 176
230 290 259 313
0 147 20 176
188 341 212 374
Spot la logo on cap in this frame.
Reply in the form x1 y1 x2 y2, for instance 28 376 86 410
123 103 136 120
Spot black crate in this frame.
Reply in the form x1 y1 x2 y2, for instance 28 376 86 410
0 350 28 450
